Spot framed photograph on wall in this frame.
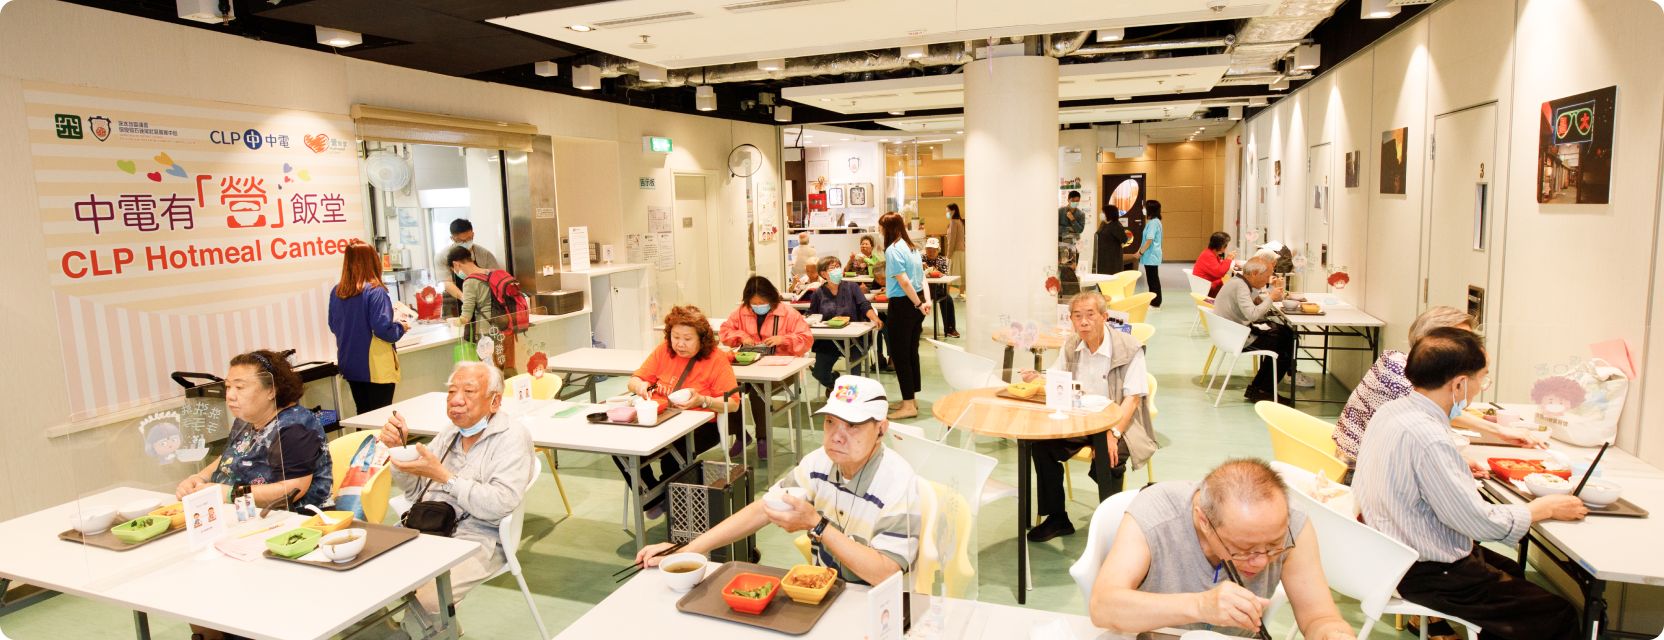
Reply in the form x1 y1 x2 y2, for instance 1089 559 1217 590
848 182 870 207
1344 151 1360 188
1273 160 1282 185
1538 85 1616 204
1381 127 1409 194
827 185 845 208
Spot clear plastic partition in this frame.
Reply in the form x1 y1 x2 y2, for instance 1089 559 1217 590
463 305 545 377
964 292 1081 382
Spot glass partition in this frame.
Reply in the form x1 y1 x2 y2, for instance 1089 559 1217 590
463 305 545 377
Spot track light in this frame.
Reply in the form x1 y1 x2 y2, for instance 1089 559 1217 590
696 85 717 111
639 64 666 83
901 45 926 58
1097 28 1124 42
1249 97 1269 107
1361 0 1399 19
758 58 784 71
775 105 792 122
1229 105 1243 120
535 61 558 77
573 65 601 90
1270 77 1290 91
1294 44 1321 70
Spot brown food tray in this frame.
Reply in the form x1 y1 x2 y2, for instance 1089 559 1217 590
675 561 845 635
1280 307 1326 316
1486 478 1649 518
262 521 419 570
994 388 1048 404
587 407 685 428
59 521 186 551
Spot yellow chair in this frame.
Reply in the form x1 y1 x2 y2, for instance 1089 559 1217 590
797 479 976 596
1129 323 1156 344
1255 401 1349 479
1067 373 1157 503
519 373 574 516
1114 270 1143 300
1110 292 1157 323
329 430 393 524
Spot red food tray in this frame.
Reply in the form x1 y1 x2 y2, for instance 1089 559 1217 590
1487 458 1572 482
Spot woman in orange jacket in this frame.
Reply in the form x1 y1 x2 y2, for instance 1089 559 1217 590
719 276 813 458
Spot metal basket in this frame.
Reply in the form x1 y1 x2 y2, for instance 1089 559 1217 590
667 460 753 563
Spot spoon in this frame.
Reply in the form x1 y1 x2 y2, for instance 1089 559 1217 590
305 505 340 525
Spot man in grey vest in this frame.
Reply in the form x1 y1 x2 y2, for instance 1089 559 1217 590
1089 459 1355 639
1018 290 1156 542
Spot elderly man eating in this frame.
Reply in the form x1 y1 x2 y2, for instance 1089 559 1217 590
1214 256 1295 404
1018 290 1156 542
1091 459 1356 639
636 375 918 586
380 361 534 635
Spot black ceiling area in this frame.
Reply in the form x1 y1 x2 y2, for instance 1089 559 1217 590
60 0 1426 130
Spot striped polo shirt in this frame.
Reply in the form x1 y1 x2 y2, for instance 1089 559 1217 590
773 446 919 585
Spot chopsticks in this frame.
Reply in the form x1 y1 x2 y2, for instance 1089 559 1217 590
1571 441 1612 498
1217 560 1275 640
614 542 685 583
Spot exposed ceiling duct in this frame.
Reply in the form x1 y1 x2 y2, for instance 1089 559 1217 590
1224 0 1347 77
1072 35 1234 56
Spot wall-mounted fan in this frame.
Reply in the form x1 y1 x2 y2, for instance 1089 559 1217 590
365 151 412 193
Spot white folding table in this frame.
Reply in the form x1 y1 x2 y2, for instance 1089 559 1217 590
0 487 478 640
1274 303 1385 407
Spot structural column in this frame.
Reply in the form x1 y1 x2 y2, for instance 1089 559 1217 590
963 53 1060 365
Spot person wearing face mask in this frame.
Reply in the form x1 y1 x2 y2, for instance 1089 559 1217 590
806 256 883 392
721 276 814 459
434 219 501 316
379 361 533 636
1058 190 1086 244
1353 328 1587 640
625 306 742 518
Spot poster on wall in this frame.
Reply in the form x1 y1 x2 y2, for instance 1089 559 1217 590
1538 85 1616 204
1380 127 1409 194
1104 173 1146 251
653 232 676 271
1344 151 1360 188
1273 160 1282 186
24 82 362 422
827 185 845 208
648 206 672 233
847 183 870 208
757 181 779 242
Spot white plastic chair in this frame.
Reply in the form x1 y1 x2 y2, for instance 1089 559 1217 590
487 456 550 640
1204 309 1278 407
928 338 1003 390
1186 273 1214 336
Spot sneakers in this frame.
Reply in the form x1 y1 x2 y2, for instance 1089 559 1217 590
1245 386 1293 406
1295 371 1317 388
1026 514 1076 542
646 501 667 520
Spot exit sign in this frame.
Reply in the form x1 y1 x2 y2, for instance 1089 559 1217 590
642 136 673 153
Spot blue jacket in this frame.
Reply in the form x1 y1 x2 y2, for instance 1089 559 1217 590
328 285 406 382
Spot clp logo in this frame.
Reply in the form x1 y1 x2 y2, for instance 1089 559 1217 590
209 128 262 149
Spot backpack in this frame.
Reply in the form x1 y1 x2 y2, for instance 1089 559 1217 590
465 270 530 333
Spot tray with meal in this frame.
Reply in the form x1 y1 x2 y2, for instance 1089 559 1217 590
1484 458 1648 518
995 382 1047 404
675 561 845 634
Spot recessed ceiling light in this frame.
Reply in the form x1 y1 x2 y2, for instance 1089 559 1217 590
820 98 832 102
879 138 889 142
956 130 963 134
840 138 850 141
315 27 361 47
568 25 593 32
888 110 904 115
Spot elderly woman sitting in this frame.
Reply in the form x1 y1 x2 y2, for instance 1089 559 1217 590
380 361 534 636
176 350 333 510
623 305 742 519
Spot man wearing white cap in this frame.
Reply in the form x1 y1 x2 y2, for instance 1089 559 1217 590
634 375 919 586
923 236 957 337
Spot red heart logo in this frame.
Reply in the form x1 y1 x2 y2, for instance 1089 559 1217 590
146 172 162 182
284 176 293 183
303 134 330 154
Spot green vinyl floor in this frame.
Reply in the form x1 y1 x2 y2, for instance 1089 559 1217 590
0 265 1564 639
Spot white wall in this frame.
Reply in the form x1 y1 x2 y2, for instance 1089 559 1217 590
0 0 779 521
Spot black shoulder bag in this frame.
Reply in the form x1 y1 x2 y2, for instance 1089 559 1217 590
736 315 781 357
400 433 462 537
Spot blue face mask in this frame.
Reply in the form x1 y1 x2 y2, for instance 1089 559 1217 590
1448 380 1470 421
458 416 489 437
751 304 771 315
457 241 474 250
829 271 843 284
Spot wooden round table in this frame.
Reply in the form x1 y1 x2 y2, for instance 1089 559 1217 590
932 387 1124 604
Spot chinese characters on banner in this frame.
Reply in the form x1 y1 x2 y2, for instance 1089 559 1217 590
25 82 363 422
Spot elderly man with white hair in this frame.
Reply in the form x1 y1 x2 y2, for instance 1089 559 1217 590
1213 256 1295 404
793 231 818 279
380 361 534 634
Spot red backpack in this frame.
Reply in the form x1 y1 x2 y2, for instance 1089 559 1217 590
465 270 530 332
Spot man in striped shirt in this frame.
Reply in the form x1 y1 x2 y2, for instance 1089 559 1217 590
1353 328 1587 640
635 375 918 586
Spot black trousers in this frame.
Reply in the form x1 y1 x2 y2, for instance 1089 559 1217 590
937 293 956 333
886 295 925 400
1397 545 1580 640
346 380 397 414
1246 323 1296 393
811 339 864 390
1143 264 1163 307
1031 436 1131 517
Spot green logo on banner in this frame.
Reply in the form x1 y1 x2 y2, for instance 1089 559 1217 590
54 114 83 139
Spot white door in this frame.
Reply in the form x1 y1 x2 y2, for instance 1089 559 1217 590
1306 143 1332 290
673 175 713 312
1423 104 1497 334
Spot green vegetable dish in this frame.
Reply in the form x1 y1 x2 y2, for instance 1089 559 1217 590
732 583 774 599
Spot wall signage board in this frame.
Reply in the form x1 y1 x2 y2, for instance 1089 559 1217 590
24 82 362 422
639 177 656 189
641 136 673 153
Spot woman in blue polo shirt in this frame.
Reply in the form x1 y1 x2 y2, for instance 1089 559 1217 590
879 213 930 420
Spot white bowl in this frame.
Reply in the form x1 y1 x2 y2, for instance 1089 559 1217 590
669 389 694 405
119 499 163 522
1524 474 1575 497
605 395 633 408
386 445 421 462
319 528 369 563
68 505 118 535
1579 478 1623 507
659 552 709 592
175 448 210 462
764 487 808 512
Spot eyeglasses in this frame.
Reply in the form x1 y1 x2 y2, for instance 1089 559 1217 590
1476 375 1493 391
1203 518 1296 563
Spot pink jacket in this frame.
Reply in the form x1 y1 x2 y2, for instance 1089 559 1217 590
720 303 814 357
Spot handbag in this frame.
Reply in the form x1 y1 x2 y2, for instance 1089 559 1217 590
736 316 781 357
400 434 464 537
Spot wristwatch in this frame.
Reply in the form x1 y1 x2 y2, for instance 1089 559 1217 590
808 516 832 541
439 477 456 494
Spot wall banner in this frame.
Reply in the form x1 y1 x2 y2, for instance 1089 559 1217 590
24 82 363 422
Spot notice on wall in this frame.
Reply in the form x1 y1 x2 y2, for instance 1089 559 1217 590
23 82 362 423
648 206 672 233
569 226 590 271
654 232 676 271
757 181 779 243
397 207 422 246
625 233 645 264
